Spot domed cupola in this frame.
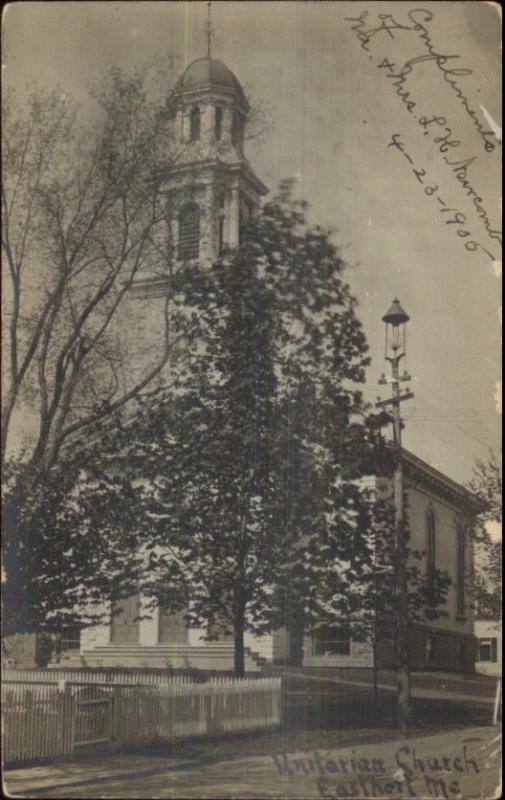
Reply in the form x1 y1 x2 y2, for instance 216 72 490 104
166 55 252 162
168 57 250 114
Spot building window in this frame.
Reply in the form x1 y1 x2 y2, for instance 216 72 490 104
239 197 253 245
232 112 244 151
178 203 200 260
426 508 436 594
215 106 223 141
456 527 466 616
479 637 498 662
313 623 350 656
190 105 201 141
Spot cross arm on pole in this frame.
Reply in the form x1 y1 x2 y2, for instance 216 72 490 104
375 392 414 409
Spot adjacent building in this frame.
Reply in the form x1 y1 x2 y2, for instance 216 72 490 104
475 619 501 677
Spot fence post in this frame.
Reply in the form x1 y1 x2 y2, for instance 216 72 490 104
57 682 73 758
110 686 119 750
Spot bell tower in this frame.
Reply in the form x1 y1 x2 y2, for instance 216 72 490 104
162 55 268 269
121 51 268 387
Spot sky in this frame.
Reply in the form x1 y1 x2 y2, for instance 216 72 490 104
2 0 502 493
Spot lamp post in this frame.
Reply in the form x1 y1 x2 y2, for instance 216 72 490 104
376 298 414 730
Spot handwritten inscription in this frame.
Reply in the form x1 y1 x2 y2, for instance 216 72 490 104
272 744 480 798
344 8 496 153
344 7 501 257
388 133 496 260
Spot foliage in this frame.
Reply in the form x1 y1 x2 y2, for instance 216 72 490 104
2 456 147 636
53 184 379 674
341 489 451 654
468 451 502 619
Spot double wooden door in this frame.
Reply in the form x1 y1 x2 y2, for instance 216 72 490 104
158 609 188 644
111 596 140 643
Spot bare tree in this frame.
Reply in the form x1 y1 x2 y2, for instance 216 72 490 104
2 66 192 475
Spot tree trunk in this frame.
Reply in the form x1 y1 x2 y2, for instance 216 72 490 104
289 597 305 667
234 618 245 678
372 640 379 713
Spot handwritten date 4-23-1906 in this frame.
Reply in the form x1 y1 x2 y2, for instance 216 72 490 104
388 133 496 262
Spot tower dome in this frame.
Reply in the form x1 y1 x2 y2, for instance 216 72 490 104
169 57 249 112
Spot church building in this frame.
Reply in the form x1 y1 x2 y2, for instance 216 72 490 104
54 55 480 675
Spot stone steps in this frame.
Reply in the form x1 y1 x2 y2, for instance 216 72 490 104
55 642 266 672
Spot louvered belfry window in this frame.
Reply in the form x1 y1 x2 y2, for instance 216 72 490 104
178 203 200 260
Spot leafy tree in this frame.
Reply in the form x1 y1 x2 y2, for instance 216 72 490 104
255 181 378 664
339 487 451 706
468 451 502 619
66 184 378 676
2 455 147 636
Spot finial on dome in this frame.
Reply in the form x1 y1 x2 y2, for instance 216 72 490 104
207 2 212 59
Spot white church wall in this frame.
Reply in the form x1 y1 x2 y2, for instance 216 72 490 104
272 627 290 663
244 632 273 661
80 602 111 651
138 600 159 646
406 483 474 637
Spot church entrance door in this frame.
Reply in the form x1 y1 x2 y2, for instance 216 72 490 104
158 609 189 644
111 595 140 643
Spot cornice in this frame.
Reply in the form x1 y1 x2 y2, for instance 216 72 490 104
401 447 483 515
165 158 269 196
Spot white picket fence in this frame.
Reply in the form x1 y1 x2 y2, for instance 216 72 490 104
2 677 282 765
2 668 194 685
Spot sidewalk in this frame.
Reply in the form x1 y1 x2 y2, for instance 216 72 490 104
277 668 497 704
4 725 501 799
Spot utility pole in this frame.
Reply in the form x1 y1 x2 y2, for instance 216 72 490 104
376 298 414 730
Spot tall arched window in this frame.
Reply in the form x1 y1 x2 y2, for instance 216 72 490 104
426 508 436 592
190 105 201 141
456 527 466 617
238 196 252 245
178 203 200 260
232 112 244 151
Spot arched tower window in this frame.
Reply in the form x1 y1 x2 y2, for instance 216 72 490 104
215 106 223 141
238 196 253 245
190 105 201 141
426 508 436 585
178 203 200 260
232 112 244 152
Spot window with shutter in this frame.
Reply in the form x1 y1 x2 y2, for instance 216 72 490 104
313 623 351 656
479 638 498 662
178 203 200 260
426 508 436 596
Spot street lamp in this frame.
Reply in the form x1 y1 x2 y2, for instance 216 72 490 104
376 298 414 731
380 297 410 384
